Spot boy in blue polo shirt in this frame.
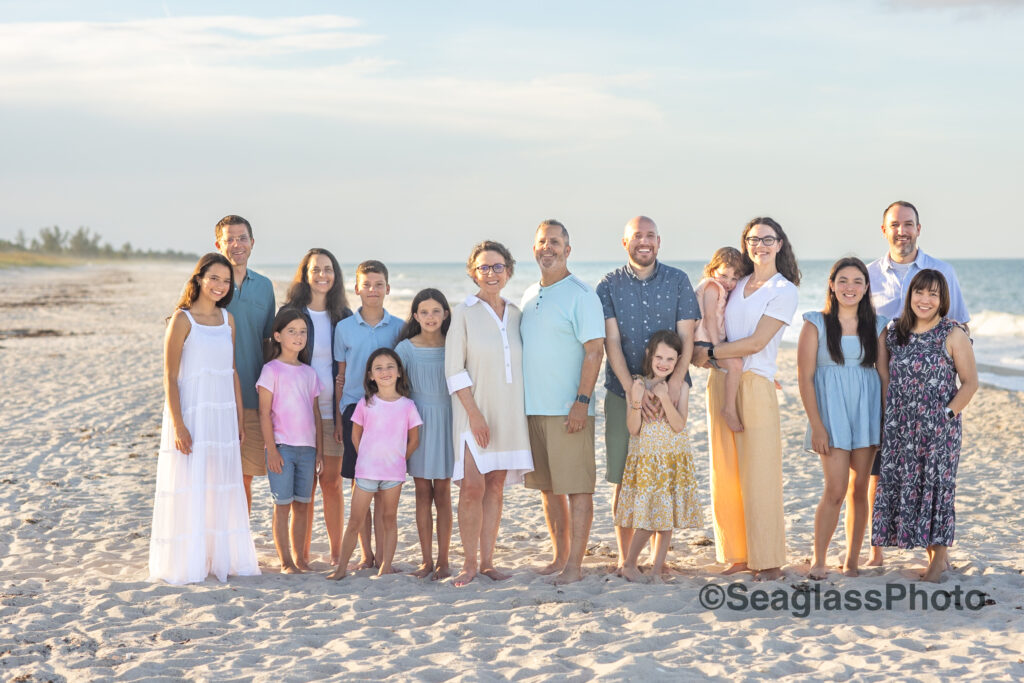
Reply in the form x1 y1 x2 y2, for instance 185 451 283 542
333 259 402 569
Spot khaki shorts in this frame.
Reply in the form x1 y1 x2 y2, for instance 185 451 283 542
524 415 596 495
604 392 629 485
321 417 344 458
240 408 267 477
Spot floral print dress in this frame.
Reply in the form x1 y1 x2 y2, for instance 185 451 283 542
872 317 962 549
614 382 704 532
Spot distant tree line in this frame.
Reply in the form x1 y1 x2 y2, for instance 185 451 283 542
0 226 198 261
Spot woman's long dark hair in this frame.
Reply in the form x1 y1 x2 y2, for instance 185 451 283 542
740 217 801 286
822 257 878 367
893 269 950 346
174 252 234 311
399 288 452 342
285 248 351 326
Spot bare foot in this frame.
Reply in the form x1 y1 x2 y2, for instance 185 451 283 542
326 567 347 580
535 560 566 576
454 568 477 587
808 565 827 581
754 567 782 581
842 566 860 577
431 564 452 581
866 549 883 567
330 555 340 567
920 565 944 583
295 559 313 572
480 566 511 582
620 566 646 583
722 562 749 575
355 556 375 570
412 562 434 578
377 565 401 576
552 566 583 585
282 564 303 575
723 408 744 433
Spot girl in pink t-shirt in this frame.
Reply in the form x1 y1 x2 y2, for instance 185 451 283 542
328 348 422 580
694 247 747 433
257 308 324 574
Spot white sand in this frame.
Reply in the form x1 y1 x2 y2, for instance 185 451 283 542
1 262 1022 681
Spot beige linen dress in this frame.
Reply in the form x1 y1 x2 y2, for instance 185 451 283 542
445 295 533 485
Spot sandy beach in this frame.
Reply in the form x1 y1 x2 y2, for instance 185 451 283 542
1 262 1022 681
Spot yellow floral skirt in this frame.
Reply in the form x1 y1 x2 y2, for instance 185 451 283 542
614 419 704 531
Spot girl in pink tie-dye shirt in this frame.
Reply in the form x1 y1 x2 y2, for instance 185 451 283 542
328 348 422 580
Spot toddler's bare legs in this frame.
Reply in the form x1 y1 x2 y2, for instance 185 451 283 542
721 358 744 432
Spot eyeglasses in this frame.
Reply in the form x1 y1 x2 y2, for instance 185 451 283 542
475 264 507 275
744 236 779 247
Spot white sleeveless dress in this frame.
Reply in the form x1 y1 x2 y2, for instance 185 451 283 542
149 309 260 584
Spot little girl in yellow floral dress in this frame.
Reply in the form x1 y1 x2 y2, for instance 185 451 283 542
614 329 704 582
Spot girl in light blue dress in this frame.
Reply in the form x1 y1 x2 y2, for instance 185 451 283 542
797 257 887 580
395 288 455 581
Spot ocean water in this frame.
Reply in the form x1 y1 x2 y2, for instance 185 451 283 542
261 258 1024 393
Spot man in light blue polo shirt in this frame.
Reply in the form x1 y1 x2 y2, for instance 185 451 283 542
215 214 275 514
521 219 605 585
868 200 969 324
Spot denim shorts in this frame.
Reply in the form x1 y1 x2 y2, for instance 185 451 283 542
355 478 402 493
267 444 316 505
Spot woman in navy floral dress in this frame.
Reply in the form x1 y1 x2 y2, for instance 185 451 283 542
871 269 978 583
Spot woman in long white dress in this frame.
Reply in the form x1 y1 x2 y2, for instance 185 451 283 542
445 241 533 587
149 253 260 584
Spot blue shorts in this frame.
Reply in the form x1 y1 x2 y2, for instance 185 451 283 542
355 478 402 493
267 444 316 505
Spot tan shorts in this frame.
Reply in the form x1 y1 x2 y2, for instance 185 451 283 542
524 415 596 495
321 418 344 458
240 408 267 477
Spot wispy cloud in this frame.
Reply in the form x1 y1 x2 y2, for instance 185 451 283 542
888 0 1024 10
0 16 661 140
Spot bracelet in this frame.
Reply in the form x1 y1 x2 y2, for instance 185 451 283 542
630 401 642 410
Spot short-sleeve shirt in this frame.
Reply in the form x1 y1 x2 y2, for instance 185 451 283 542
255 359 323 447
226 268 275 410
867 249 970 324
520 274 605 416
351 396 423 481
596 261 701 398
724 273 798 381
333 308 402 412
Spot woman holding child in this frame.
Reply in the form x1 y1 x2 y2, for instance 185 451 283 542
696 217 801 581
445 240 533 587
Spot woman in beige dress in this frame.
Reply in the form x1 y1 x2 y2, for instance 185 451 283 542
445 240 533 587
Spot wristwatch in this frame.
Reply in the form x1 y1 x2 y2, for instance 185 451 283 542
575 393 591 405
707 344 716 360
944 407 956 420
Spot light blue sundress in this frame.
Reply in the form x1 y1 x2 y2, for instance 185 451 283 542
396 339 454 479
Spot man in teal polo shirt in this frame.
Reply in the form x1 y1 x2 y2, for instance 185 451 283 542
521 219 605 585
215 214 275 513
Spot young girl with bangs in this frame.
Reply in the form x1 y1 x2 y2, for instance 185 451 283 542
797 257 887 580
872 269 977 583
328 348 422 580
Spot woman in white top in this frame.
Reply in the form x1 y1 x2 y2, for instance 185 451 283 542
445 240 533 587
695 217 801 581
283 248 352 566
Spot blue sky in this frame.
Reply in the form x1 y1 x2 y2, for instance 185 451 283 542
1 0 1022 264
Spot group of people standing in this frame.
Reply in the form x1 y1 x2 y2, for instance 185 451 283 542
148 201 978 588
